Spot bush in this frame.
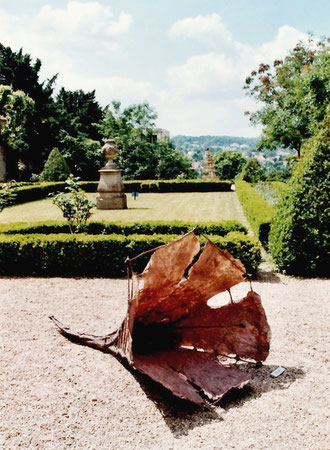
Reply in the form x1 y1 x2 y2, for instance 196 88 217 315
0 219 248 236
2 179 233 206
40 148 70 182
235 180 275 244
0 181 19 212
0 231 261 277
213 151 247 180
51 177 95 233
253 181 288 206
240 158 265 183
12 182 68 204
124 179 233 193
269 113 330 276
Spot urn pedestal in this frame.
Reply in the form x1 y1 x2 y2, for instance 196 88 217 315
96 139 127 210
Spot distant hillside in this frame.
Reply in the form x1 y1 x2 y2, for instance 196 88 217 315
172 135 295 173
172 135 259 161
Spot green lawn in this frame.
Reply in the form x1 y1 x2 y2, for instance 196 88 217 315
0 192 250 226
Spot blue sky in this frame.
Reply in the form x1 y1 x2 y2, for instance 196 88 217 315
0 1 328 137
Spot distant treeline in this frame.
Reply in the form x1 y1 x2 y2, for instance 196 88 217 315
173 135 259 149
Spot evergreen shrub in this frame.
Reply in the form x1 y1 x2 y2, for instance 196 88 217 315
269 114 330 276
40 148 70 182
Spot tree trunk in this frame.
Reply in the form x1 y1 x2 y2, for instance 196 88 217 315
0 145 7 182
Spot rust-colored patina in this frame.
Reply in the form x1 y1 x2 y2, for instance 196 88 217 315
50 231 271 406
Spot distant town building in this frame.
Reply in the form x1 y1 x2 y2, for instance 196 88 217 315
192 161 203 176
152 128 170 142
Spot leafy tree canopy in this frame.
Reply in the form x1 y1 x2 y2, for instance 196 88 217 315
0 85 35 178
154 140 197 180
99 101 194 180
59 131 104 180
55 88 103 140
244 36 330 157
0 43 58 171
239 158 265 183
213 150 247 180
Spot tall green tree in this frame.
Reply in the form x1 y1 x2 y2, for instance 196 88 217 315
99 101 158 179
53 89 104 179
59 131 104 180
155 140 196 179
244 37 330 157
0 85 35 178
99 101 194 180
213 151 247 180
0 43 57 171
55 88 103 140
239 158 265 183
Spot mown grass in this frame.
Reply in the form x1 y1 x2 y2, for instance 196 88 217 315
0 192 250 226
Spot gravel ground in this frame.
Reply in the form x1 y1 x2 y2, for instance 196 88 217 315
0 273 329 449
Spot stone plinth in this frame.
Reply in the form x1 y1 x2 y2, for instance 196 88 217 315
96 168 127 209
96 138 127 209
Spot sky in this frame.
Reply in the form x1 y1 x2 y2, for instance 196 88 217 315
0 0 329 137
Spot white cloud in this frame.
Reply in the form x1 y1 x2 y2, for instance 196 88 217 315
163 17 310 135
62 74 155 107
257 25 309 62
156 94 261 137
169 13 232 44
0 6 311 137
0 2 133 82
36 2 132 41
167 52 237 99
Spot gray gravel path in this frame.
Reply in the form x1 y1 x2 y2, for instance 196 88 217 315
0 274 329 449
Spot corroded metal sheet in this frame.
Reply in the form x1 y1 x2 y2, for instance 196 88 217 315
50 231 271 407
134 349 251 405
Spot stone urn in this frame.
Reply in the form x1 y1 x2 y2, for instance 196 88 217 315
96 139 127 209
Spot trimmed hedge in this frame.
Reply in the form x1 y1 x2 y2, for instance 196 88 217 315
270 181 289 199
0 219 248 236
269 114 330 277
124 179 233 193
10 182 67 204
235 180 275 245
3 179 233 206
0 231 261 277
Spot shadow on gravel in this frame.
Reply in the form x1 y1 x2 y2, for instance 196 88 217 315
254 270 282 283
131 363 305 437
220 364 305 410
130 370 223 437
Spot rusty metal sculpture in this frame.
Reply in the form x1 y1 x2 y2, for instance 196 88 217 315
50 231 270 406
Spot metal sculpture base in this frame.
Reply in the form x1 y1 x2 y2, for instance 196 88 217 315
96 168 127 210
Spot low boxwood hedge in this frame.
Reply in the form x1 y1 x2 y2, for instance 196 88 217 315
0 231 261 277
124 179 233 193
3 179 233 206
0 219 248 236
235 180 275 245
